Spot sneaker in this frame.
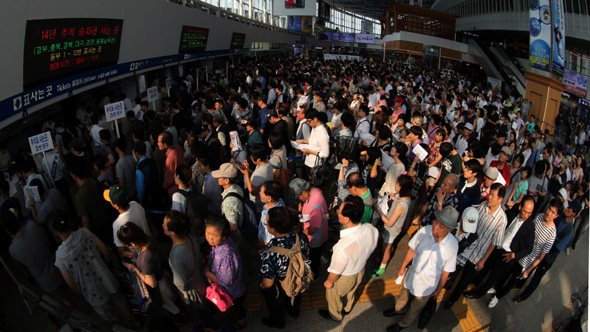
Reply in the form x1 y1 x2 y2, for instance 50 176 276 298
512 296 526 304
488 296 499 309
487 288 497 295
371 268 386 278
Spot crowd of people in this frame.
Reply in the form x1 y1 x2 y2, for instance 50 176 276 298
0 54 588 332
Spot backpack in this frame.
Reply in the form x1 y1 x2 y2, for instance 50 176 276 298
336 135 361 162
267 233 314 298
224 192 259 241
176 189 209 242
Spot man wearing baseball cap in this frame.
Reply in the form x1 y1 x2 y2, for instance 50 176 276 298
489 146 513 187
480 167 499 201
455 122 472 156
104 185 151 256
383 206 459 332
212 163 243 236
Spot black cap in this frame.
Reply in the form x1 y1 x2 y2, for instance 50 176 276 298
266 111 279 119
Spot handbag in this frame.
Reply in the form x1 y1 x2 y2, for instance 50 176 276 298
206 282 234 312
417 296 437 329
308 155 331 187
273 153 290 187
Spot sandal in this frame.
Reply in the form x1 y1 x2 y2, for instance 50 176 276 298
370 268 386 278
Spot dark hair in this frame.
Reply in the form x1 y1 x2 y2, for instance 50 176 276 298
465 159 483 177
436 128 447 139
159 131 173 146
440 142 453 157
175 164 192 186
267 206 294 234
249 144 268 162
114 137 127 152
547 198 563 215
513 153 525 165
134 141 147 156
269 132 285 150
68 158 87 179
246 118 258 129
262 180 283 202
48 209 71 233
92 155 107 171
340 196 364 224
521 166 532 178
521 194 535 206
99 129 111 142
305 109 319 121
165 210 190 237
237 98 248 110
490 183 506 198
205 214 231 238
397 174 413 197
409 125 423 137
377 125 392 141
0 210 20 235
117 222 149 246
341 112 356 130
534 160 547 175
346 172 365 189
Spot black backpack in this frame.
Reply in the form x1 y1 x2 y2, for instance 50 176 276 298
176 189 209 242
336 135 360 162
224 192 259 241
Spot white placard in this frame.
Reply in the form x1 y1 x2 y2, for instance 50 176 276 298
380 150 395 171
165 78 172 92
290 140 309 150
412 144 428 161
147 86 159 102
24 185 41 204
138 75 147 93
428 166 440 179
355 33 375 44
230 131 242 152
494 173 506 186
28 132 54 155
104 101 126 121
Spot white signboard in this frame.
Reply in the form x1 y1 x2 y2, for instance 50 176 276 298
361 20 373 34
147 86 159 102
28 131 54 155
355 34 374 44
104 101 126 121
166 78 172 91
323 54 361 61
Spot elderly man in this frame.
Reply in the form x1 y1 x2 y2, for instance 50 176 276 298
212 163 244 238
345 172 374 224
383 206 459 332
444 183 507 309
415 173 460 226
319 196 378 322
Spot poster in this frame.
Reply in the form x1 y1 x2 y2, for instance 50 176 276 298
529 0 552 71
273 0 316 16
147 86 159 102
563 69 588 98
104 101 126 120
551 0 565 76
355 34 375 44
487 77 503 93
28 131 54 155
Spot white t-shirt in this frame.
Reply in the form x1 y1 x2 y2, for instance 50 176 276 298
112 201 151 247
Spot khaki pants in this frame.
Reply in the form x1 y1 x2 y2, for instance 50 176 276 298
326 269 364 321
395 287 430 328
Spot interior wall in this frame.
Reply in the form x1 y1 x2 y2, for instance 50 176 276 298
1 0 301 101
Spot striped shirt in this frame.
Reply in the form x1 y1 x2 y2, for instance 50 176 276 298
518 214 556 270
465 203 507 264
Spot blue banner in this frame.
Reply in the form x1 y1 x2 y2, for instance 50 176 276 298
551 0 565 76
0 48 248 123
529 0 552 71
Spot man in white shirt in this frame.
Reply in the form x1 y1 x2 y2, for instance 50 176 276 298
354 106 371 142
318 196 378 322
296 109 330 175
456 123 473 156
383 206 459 332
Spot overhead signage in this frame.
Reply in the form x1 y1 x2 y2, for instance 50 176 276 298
551 0 565 76
23 18 123 90
230 33 246 49
563 69 588 98
318 32 355 42
179 26 209 53
423 46 440 57
355 34 375 44
579 98 590 107
318 1 331 21
529 0 552 71
104 101 126 121
28 131 54 155
273 0 316 16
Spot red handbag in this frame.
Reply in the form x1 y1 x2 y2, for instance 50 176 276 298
206 283 233 312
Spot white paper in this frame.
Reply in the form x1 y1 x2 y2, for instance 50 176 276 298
24 185 41 204
405 122 412 129
290 140 309 150
380 150 395 171
494 173 506 186
230 131 242 152
512 121 518 130
428 166 440 179
299 214 310 223
359 131 376 145
395 268 408 285
412 144 429 161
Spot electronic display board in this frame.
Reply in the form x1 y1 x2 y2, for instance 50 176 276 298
23 18 123 89
179 26 209 53
230 33 246 49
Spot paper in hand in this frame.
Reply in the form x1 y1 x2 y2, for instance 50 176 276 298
359 131 376 145
290 140 309 150
24 185 41 204
412 144 429 161
230 131 242 152
380 150 395 171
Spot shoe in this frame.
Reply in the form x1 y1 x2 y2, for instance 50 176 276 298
386 323 407 332
565 248 570 256
488 295 499 309
512 296 526 304
463 291 479 299
487 288 497 295
261 318 284 329
343 310 351 316
371 268 386 278
442 300 454 310
318 309 339 322
383 308 399 317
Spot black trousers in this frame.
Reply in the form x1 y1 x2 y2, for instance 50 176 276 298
261 284 302 328
517 260 553 301
310 245 324 278
471 249 518 298
494 262 524 300
571 210 589 250
448 261 479 303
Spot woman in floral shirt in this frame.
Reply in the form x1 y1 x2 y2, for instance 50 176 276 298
203 215 246 329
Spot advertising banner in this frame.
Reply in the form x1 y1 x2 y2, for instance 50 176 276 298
487 77 503 93
563 69 588 98
273 0 316 16
318 32 355 42
355 34 375 44
529 0 552 71
551 0 565 76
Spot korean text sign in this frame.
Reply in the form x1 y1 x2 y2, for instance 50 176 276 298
29 132 54 155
